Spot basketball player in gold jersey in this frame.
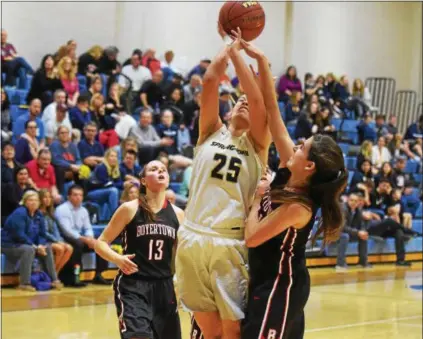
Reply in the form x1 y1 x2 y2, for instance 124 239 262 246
175 27 271 339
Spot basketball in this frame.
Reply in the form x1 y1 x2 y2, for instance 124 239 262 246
219 1 265 42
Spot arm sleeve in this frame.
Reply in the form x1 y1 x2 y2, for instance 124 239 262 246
11 216 35 245
55 208 80 240
50 143 71 169
82 208 94 238
141 127 162 147
37 215 48 245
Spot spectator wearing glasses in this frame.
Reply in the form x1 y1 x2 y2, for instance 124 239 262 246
77 122 104 170
14 99 45 143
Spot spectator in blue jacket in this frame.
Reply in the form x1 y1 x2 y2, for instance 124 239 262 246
155 109 178 155
69 94 92 131
86 148 121 216
119 149 141 186
15 120 42 164
49 125 81 193
404 114 423 141
77 122 104 170
187 58 211 80
1 190 62 291
13 99 45 143
357 113 377 144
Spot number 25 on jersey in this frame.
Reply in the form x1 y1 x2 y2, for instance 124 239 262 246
211 153 242 183
148 239 163 261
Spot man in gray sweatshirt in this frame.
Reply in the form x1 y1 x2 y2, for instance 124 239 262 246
129 109 174 164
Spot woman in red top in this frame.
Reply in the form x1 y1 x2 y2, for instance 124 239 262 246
57 56 79 107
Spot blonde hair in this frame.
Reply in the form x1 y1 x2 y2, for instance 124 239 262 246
57 56 77 80
326 72 337 82
88 45 103 60
352 78 364 97
89 93 104 111
120 182 140 203
19 190 39 206
360 140 373 158
104 149 120 179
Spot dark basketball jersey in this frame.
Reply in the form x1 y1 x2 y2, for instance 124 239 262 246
121 200 179 279
248 168 318 290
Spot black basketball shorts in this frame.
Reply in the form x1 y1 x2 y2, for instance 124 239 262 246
113 273 181 339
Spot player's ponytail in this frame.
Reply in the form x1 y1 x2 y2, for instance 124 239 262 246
139 167 157 223
308 135 348 245
270 135 348 246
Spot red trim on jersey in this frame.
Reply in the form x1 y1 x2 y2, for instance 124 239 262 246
162 199 168 209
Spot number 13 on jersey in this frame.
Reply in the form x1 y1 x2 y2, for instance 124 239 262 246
211 153 242 183
148 239 164 260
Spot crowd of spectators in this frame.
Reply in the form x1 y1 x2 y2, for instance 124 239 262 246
1 28 422 290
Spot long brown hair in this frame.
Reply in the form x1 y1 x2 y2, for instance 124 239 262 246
38 189 54 217
139 165 157 222
270 135 348 245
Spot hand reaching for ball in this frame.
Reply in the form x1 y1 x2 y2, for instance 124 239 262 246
240 40 265 60
229 27 243 51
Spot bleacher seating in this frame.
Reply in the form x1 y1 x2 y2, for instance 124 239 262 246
345 156 357 171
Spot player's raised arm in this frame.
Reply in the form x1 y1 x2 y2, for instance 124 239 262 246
227 28 270 155
241 40 295 166
197 25 230 146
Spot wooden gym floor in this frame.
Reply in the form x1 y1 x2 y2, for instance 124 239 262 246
1 263 422 339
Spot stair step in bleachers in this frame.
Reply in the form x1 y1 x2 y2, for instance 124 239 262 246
412 219 422 234
405 161 420 174
415 203 422 219
9 105 28 122
345 156 357 170
338 143 351 155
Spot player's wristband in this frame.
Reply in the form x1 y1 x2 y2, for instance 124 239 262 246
223 35 234 46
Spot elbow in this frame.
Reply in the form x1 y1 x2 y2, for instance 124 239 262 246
245 236 259 248
203 71 220 86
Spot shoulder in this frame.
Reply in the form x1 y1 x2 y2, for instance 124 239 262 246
26 159 37 170
286 203 313 228
170 203 184 224
117 200 139 220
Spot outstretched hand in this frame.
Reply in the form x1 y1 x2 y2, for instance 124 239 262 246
217 21 227 39
230 27 243 51
240 40 265 59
